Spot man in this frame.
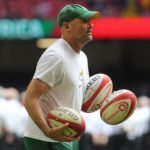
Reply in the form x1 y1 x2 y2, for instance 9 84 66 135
23 4 100 150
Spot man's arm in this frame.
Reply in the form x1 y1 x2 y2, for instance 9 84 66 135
23 79 77 142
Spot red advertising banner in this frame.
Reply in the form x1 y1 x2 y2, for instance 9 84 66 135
92 17 150 39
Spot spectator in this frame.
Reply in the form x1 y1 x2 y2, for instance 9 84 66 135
80 111 112 150
0 87 28 137
123 95 150 140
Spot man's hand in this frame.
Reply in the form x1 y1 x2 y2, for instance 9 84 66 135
45 122 79 142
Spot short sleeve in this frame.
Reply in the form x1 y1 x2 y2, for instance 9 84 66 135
33 52 64 87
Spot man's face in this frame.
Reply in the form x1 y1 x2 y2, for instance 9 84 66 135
68 18 93 44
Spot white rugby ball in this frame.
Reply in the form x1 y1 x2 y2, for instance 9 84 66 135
100 89 137 125
47 107 86 138
82 73 113 113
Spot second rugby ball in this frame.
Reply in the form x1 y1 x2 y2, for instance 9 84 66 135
82 74 113 113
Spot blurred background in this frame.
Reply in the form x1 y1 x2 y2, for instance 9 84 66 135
0 0 150 150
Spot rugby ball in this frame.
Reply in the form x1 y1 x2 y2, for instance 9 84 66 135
100 89 137 125
82 74 113 113
47 107 86 138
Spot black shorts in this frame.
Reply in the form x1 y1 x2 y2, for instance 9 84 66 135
23 137 78 150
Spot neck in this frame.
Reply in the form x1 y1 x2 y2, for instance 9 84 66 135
62 36 85 53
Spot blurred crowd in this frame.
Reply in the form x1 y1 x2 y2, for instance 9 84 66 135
0 0 150 19
0 86 150 150
0 0 87 19
85 0 150 17
0 86 27 150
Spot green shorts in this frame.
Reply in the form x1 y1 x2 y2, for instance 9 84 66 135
23 137 78 150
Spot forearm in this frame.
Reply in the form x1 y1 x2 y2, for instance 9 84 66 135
23 97 50 136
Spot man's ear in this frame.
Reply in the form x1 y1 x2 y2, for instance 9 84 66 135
63 22 70 30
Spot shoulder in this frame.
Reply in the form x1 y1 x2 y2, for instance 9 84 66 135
39 40 64 63
41 38 67 58
37 50 63 69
